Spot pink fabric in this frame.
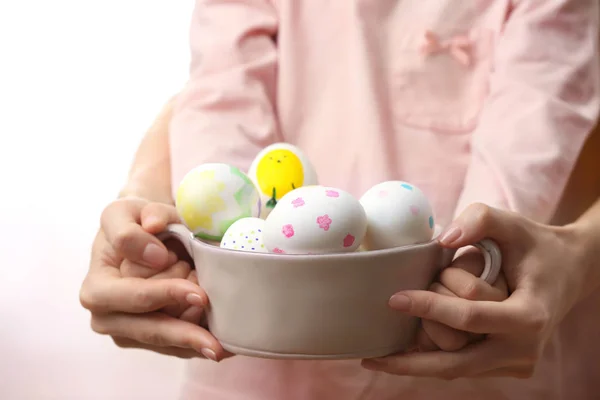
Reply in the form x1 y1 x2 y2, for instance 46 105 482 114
170 0 600 399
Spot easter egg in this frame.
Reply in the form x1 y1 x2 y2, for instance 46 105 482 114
175 163 261 241
263 186 367 254
359 181 434 250
247 143 318 218
220 217 267 253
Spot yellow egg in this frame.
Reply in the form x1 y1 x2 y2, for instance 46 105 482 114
248 143 318 217
256 149 304 199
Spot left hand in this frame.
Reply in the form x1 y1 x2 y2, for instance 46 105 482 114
413 248 509 353
362 203 587 379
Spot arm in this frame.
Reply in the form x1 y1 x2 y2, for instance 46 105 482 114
169 0 280 195
454 0 600 222
573 197 600 298
119 97 176 204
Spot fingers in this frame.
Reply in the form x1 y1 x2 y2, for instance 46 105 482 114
80 276 206 314
113 337 236 361
121 252 180 279
101 199 177 268
112 337 204 359
91 311 225 361
439 267 507 302
140 202 181 233
438 203 530 249
415 322 441 351
179 306 205 324
361 340 507 379
389 290 523 334
421 320 471 352
420 283 470 351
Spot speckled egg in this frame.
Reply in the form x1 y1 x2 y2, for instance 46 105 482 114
247 143 318 218
263 186 367 254
175 163 261 241
359 181 435 250
220 217 267 253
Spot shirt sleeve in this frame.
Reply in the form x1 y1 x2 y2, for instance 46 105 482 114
453 0 600 223
169 0 280 196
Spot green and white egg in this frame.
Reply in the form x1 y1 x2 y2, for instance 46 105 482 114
175 163 262 241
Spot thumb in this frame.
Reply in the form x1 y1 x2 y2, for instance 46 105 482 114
140 202 181 233
437 203 527 249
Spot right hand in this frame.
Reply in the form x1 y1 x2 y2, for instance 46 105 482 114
79 197 228 361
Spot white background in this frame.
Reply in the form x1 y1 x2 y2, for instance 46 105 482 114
0 1 194 398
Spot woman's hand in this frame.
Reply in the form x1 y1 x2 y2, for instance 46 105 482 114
414 249 509 353
79 197 228 361
362 203 587 379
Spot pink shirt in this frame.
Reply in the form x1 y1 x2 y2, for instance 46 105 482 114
170 1 600 399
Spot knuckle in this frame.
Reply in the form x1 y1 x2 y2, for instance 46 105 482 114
100 202 117 225
178 332 196 349
141 202 161 219
79 282 102 312
111 336 132 349
113 225 139 253
100 199 128 224
90 316 110 335
523 303 550 334
132 288 155 310
439 333 469 352
468 203 493 226
457 280 482 301
457 305 477 330
139 330 167 347
79 284 94 310
418 295 435 317
439 370 460 381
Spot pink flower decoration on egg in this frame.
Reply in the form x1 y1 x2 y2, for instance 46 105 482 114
273 248 285 254
343 234 355 248
410 205 420 215
282 224 295 238
378 190 389 198
325 190 339 198
292 197 305 208
317 214 332 231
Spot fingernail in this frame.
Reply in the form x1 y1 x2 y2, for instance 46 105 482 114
186 293 205 307
389 294 411 311
201 348 218 361
143 243 166 266
439 226 462 246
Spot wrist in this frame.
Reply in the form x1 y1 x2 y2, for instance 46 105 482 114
119 181 174 205
563 220 600 301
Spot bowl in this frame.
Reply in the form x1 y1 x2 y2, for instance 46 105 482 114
158 224 500 359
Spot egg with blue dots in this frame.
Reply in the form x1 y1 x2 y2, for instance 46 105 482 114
247 143 319 218
359 181 435 250
175 163 262 241
220 217 268 253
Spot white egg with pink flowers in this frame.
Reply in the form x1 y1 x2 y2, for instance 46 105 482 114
263 186 367 254
359 181 435 250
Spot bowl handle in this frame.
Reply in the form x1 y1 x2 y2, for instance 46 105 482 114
439 239 502 285
156 223 194 258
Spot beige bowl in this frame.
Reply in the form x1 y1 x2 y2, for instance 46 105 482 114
159 224 501 360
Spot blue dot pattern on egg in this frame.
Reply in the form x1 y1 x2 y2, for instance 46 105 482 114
400 183 413 191
222 229 265 251
429 216 434 229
